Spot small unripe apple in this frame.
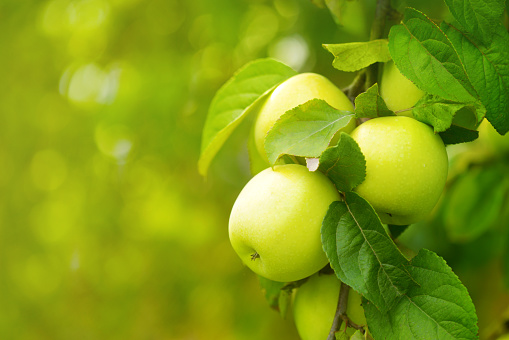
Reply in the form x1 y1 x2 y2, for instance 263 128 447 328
380 61 424 116
253 73 356 163
351 116 448 225
293 273 366 340
228 164 340 282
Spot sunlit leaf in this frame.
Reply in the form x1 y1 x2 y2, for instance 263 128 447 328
324 40 392 72
265 99 354 165
199 58 296 176
388 8 477 103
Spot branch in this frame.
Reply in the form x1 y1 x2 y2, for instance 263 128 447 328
341 0 392 104
327 283 365 340
366 0 392 89
342 71 366 104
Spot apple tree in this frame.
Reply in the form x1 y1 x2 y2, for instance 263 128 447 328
199 0 509 339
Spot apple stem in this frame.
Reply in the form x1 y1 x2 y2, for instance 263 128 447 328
327 282 366 340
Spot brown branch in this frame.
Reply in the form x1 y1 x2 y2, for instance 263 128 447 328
327 283 365 340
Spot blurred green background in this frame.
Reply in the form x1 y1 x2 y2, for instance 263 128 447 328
2 0 509 339
0 0 368 339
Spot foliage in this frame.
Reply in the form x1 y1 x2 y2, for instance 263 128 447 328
199 0 509 339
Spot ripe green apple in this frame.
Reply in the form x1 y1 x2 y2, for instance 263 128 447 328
228 164 340 282
293 273 366 340
351 116 448 225
253 73 356 163
380 61 424 116
477 119 509 152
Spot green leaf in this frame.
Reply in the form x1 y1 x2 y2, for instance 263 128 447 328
198 58 296 176
317 133 366 192
443 0 506 45
265 99 354 165
324 40 392 72
388 224 409 239
278 289 292 319
321 192 414 313
444 166 509 243
349 330 365 340
413 94 476 133
258 276 285 311
388 8 477 103
441 22 509 135
335 332 349 340
325 0 346 25
354 83 395 118
439 125 479 145
364 249 479 340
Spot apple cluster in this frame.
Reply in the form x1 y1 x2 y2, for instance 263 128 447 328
228 67 448 339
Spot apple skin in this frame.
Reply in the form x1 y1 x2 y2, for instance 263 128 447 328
351 116 448 225
293 273 366 340
253 73 356 163
228 164 340 282
380 61 424 116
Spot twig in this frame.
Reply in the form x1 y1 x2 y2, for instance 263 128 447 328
327 283 365 340
342 71 366 104
366 0 392 89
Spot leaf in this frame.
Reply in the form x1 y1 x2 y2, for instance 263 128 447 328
321 192 414 313
439 125 479 145
388 8 477 103
443 0 506 46
349 330 365 340
388 225 409 239
364 249 479 340
317 133 366 192
325 0 346 25
324 40 392 72
278 289 292 319
265 99 355 165
444 166 509 243
335 332 349 340
258 276 285 311
412 95 472 132
198 58 296 176
354 83 395 118
441 22 509 135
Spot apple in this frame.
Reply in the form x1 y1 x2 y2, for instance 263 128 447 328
380 61 424 116
253 73 356 163
293 273 366 340
228 164 340 282
477 119 509 152
351 116 448 225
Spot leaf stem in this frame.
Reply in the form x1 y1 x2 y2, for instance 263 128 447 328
327 282 365 340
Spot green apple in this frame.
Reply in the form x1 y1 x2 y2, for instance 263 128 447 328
228 164 340 282
293 273 366 340
253 73 356 163
477 119 509 152
351 116 448 225
380 61 424 116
